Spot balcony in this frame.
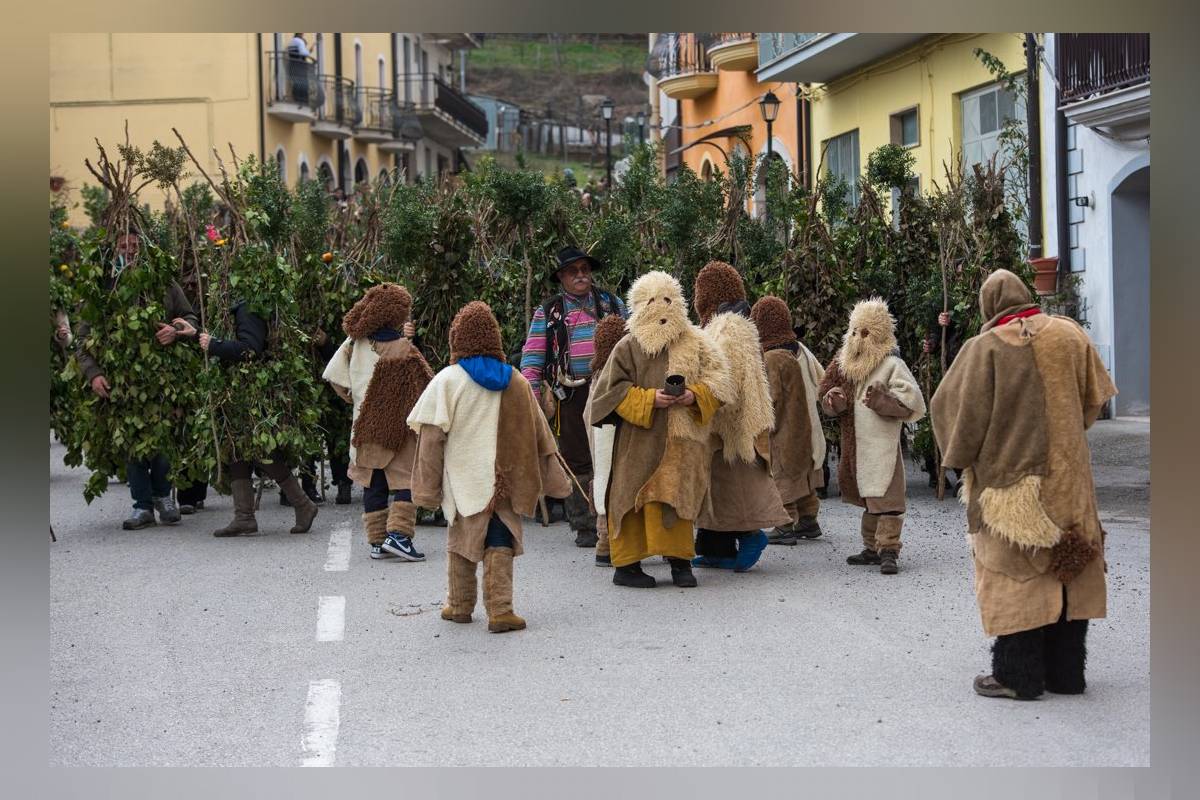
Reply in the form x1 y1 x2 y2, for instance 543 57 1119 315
705 33 758 72
1057 34 1150 138
648 34 718 100
311 76 360 140
755 33 926 83
265 50 319 123
355 88 400 144
403 74 488 148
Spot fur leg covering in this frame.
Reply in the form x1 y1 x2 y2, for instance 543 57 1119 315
483 547 525 633
1044 618 1089 694
596 514 611 557
441 552 478 623
386 499 417 538
875 513 904 553
362 508 389 547
860 512 879 551
991 628 1046 699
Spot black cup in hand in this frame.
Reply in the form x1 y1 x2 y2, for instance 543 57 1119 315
664 374 686 397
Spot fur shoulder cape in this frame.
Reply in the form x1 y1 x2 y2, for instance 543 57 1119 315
351 342 433 452
704 311 774 463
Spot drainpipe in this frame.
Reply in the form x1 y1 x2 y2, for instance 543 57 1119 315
256 33 265 162
798 83 812 191
1025 33 1043 259
1053 35 1071 278
335 34 346 192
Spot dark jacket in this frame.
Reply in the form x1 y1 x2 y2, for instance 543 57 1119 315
208 301 268 364
75 280 199 384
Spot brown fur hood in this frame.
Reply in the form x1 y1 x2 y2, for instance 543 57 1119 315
693 261 746 326
751 296 797 351
449 301 506 363
342 283 413 340
590 313 627 374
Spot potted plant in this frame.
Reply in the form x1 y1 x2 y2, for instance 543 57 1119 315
1029 255 1059 295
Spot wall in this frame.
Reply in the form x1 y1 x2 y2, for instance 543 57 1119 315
50 33 260 226
808 33 1025 196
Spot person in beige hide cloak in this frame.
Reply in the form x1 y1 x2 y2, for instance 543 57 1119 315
588 271 730 588
582 313 628 568
408 302 571 632
931 269 1116 700
750 296 827 545
323 283 433 561
818 298 926 575
692 262 791 573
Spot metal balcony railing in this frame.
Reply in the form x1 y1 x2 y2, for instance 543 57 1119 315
756 33 824 67
316 75 361 127
703 32 756 48
265 50 320 109
357 87 399 133
432 76 488 138
647 33 715 80
1057 33 1150 104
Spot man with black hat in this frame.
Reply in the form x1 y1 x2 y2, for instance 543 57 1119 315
519 246 628 547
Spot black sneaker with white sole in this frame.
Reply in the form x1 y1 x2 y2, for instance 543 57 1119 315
381 532 425 561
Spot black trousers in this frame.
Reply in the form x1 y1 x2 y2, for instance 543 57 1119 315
177 480 208 505
992 599 1088 699
695 529 740 559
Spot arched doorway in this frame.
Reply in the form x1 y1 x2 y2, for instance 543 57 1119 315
317 160 335 192
354 158 369 187
1110 163 1150 416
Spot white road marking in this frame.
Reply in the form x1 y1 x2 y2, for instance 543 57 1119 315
316 596 346 642
323 523 352 572
300 679 341 767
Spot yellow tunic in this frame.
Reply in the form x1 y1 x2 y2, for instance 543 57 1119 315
608 383 719 567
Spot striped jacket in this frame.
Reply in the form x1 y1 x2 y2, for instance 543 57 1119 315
520 290 628 397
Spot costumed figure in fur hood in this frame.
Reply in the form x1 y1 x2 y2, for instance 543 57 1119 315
692 262 791 573
751 296 827 546
588 271 731 589
582 314 629 568
931 269 1116 700
818 298 926 575
323 283 433 561
408 302 571 632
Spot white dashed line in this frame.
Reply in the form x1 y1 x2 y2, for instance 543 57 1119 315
316 596 346 642
323 523 352 572
300 679 342 767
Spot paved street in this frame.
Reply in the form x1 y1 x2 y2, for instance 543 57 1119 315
48 419 1150 767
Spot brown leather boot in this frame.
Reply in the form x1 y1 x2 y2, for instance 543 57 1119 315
212 478 258 537
483 547 525 633
277 475 319 533
441 553 478 623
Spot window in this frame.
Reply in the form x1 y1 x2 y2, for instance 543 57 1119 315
890 107 919 148
299 159 311 183
961 80 1025 174
354 157 369 187
354 41 363 88
890 176 921 230
420 50 430 103
315 33 324 74
823 129 860 207
700 158 713 182
402 37 411 103
424 146 433 178
274 147 287 183
378 55 386 89
317 160 335 191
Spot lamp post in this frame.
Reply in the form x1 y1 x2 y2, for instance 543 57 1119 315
758 90 781 220
636 109 646 145
600 97 614 191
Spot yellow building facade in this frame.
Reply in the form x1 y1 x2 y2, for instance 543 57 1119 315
50 33 486 227
653 33 1030 217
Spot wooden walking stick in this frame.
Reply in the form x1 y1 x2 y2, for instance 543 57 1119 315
552 451 596 515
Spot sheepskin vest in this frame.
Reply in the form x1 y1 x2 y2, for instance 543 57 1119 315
406 364 504 523
703 311 775 464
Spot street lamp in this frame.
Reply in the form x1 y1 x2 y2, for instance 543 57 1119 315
600 97 614 191
759 90 781 220
636 109 646 145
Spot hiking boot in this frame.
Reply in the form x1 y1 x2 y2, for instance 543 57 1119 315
381 532 425 562
595 553 612 567
441 606 473 623
733 530 769 572
973 674 1034 700
613 562 656 588
153 495 181 525
213 479 259 537
668 558 698 588
574 529 598 548
879 549 899 574
794 517 823 539
179 503 196 515
847 548 881 565
766 526 797 546
122 508 156 530
335 481 352 505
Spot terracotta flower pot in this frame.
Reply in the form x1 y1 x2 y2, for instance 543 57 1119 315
1029 256 1059 295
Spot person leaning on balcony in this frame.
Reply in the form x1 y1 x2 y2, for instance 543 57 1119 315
519 246 628 549
285 33 311 105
